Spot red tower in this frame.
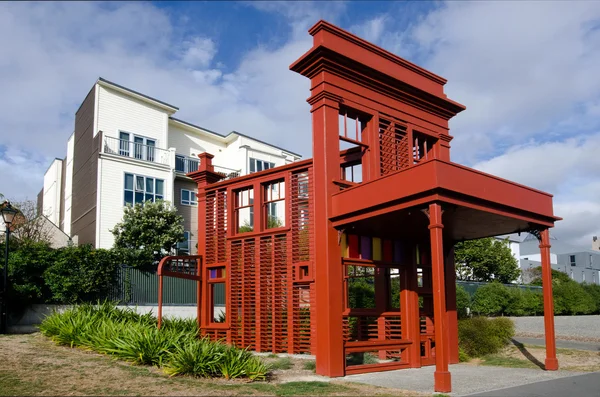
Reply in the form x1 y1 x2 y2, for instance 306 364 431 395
171 20 561 393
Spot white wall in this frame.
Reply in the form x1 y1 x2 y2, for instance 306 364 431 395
96 85 169 148
63 133 74 236
167 123 225 160
96 157 173 249
42 159 63 226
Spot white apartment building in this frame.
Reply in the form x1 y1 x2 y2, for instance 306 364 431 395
38 77 301 253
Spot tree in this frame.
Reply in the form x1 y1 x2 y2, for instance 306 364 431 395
9 199 53 245
454 237 520 284
111 200 185 268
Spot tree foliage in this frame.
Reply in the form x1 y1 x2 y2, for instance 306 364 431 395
1 198 53 246
111 200 185 268
454 238 520 283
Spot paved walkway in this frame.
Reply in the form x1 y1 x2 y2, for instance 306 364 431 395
468 372 600 396
512 337 600 352
344 364 586 396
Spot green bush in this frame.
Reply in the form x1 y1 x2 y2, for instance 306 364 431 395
458 347 470 362
582 283 600 314
471 282 510 316
39 302 269 381
458 317 515 357
553 280 595 315
456 285 471 319
44 245 120 304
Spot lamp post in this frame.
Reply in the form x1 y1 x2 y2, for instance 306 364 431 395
1 201 18 334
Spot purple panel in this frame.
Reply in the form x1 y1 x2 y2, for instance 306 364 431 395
210 269 217 279
360 236 372 260
393 241 402 263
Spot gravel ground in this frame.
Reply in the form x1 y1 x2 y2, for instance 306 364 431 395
344 364 586 396
510 316 600 342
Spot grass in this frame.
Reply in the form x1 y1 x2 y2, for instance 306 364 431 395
303 360 316 371
1 333 419 396
269 357 293 370
479 355 538 369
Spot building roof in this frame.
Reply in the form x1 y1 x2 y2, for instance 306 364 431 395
169 117 303 158
97 77 179 112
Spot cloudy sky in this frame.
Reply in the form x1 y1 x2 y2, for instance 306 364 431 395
0 1 599 249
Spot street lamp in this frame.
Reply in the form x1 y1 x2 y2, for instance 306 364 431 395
1 201 18 334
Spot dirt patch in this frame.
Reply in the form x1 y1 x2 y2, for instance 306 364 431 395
481 344 600 372
0 334 419 396
515 332 600 343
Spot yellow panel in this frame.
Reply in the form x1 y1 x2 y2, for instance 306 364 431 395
340 232 348 257
416 244 420 265
372 237 382 261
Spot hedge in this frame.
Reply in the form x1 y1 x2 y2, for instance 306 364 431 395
467 280 600 317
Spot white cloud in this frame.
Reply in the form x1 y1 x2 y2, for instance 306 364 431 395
1 1 598 249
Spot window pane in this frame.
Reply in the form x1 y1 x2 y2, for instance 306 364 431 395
124 174 133 190
250 158 255 173
135 176 144 191
191 191 197 204
135 192 144 204
155 195 163 201
146 178 154 193
145 193 154 202
257 161 263 172
238 207 253 232
124 190 133 205
267 202 285 228
182 190 189 202
156 179 164 195
146 139 155 147
119 132 129 141
134 137 143 159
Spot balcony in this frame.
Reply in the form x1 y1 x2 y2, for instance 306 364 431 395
104 136 170 166
175 155 199 174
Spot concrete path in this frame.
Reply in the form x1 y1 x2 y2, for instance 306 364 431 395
512 337 600 352
343 364 586 396
467 371 600 397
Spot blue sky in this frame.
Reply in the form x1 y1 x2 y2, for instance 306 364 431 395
0 1 599 248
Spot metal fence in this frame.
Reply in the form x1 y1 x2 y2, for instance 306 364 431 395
457 280 542 297
108 266 224 306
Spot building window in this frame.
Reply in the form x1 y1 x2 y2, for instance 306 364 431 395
249 158 275 173
181 189 197 206
124 173 164 206
342 163 363 183
118 131 156 161
177 231 191 254
570 255 576 266
235 187 254 233
264 180 285 228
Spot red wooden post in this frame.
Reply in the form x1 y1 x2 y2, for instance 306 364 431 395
310 90 345 377
540 229 559 370
428 203 451 393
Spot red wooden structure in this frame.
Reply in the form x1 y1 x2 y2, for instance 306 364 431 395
184 21 560 392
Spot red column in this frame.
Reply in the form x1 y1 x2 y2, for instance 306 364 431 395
428 203 451 393
310 91 345 377
540 229 558 370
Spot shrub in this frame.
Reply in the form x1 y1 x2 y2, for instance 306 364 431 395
582 283 600 314
44 245 120 304
471 282 510 316
456 285 471 319
553 280 595 315
458 317 515 357
39 302 270 381
458 347 470 362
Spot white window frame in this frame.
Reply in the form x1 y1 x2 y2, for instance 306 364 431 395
118 130 157 162
124 172 164 206
181 189 197 206
249 157 275 173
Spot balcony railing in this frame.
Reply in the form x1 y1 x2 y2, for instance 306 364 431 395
175 155 200 174
214 165 241 180
104 136 170 166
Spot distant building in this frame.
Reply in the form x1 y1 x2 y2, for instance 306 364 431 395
37 78 302 253
515 233 600 284
592 236 600 251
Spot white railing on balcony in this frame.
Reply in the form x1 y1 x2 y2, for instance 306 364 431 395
175 155 200 174
214 165 241 180
104 136 170 166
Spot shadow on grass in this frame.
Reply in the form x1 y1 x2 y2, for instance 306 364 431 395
511 338 545 369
